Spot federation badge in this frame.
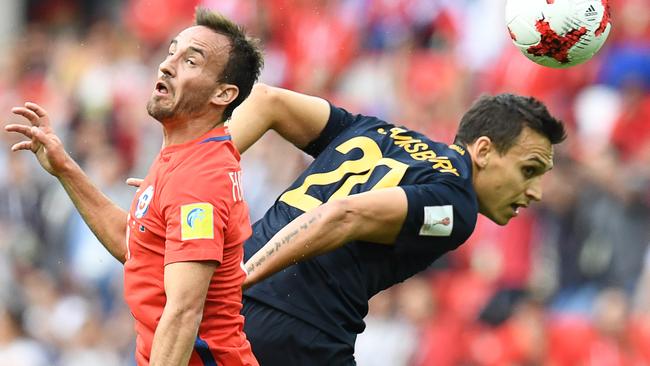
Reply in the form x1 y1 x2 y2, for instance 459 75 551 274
180 203 214 240
135 185 155 219
419 205 454 237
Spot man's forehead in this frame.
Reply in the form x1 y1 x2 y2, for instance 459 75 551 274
512 129 554 166
173 26 230 53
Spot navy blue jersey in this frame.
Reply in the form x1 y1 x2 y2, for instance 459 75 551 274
244 104 478 346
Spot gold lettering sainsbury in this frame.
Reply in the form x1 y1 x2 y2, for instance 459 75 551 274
378 128 459 176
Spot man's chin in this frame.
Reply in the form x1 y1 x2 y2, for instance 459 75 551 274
483 211 509 226
146 102 174 122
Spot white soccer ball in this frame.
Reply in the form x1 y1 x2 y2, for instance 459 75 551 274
505 0 612 68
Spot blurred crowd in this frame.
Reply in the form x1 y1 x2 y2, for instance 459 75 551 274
0 0 649 365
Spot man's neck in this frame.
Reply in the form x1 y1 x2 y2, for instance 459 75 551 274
161 114 224 147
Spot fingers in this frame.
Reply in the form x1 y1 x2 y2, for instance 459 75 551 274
125 178 144 187
10 141 32 152
11 107 42 127
5 123 34 138
5 124 36 152
11 102 50 128
5 124 51 153
24 102 48 118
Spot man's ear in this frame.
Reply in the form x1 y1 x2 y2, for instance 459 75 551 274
470 136 493 169
211 84 239 106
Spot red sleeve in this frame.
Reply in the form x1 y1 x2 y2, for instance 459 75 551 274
160 161 232 266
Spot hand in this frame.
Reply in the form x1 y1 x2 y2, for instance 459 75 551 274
4 102 71 177
126 178 143 188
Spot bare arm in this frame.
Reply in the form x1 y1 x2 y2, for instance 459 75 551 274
243 187 408 289
149 261 217 366
5 103 128 263
228 84 331 154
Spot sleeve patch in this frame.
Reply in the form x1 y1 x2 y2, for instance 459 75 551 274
180 203 214 240
419 205 454 237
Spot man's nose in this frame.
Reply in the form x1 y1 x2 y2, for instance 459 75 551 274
158 55 176 78
526 179 543 202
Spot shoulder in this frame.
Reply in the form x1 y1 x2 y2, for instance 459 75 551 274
163 141 241 200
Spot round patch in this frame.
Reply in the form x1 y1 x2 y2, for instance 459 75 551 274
135 185 155 219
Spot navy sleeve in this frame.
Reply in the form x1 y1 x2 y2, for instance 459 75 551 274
303 104 354 158
396 179 477 253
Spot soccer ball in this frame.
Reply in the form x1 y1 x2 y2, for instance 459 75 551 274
505 0 611 68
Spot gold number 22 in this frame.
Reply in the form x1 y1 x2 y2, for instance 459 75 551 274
279 136 408 212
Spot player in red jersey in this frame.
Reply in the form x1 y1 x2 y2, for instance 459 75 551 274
5 8 263 366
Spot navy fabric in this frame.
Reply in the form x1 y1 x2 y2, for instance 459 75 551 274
242 298 356 366
194 337 217 366
200 135 231 143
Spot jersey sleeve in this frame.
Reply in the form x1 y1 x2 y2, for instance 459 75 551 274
303 103 355 157
161 165 232 266
396 179 477 253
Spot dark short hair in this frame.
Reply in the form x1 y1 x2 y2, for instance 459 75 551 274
195 8 264 121
454 94 566 154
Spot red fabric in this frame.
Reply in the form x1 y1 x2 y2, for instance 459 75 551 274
123 126 255 365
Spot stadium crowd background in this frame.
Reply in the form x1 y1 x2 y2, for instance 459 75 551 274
0 0 649 365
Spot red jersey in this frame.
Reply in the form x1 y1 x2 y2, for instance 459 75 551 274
124 126 257 365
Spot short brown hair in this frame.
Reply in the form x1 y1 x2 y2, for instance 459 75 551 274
195 8 264 121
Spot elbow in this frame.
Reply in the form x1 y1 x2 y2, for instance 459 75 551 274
250 83 277 105
319 198 362 242
166 302 204 328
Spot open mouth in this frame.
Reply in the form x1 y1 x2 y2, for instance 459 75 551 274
510 203 527 216
511 204 520 215
155 81 169 95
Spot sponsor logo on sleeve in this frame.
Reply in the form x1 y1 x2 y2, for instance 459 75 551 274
180 203 214 240
135 185 155 219
419 205 454 237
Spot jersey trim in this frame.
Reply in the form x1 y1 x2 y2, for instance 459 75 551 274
303 103 350 157
201 136 231 143
194 337 218 366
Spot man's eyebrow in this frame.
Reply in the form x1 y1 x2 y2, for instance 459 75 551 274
188 46 206 58
529 156 553 171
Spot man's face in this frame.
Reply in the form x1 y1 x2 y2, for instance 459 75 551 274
474 127 554 225
147 26 230 122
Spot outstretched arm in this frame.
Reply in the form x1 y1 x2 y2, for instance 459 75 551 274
243 187 408 289
228 84 331 154
5 102 128 263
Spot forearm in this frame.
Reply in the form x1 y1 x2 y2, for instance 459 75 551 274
149 307 202 366
57 160 128 263
245 202 351 287
244 188 408 288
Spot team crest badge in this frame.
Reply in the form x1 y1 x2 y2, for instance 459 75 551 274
135 185 155 219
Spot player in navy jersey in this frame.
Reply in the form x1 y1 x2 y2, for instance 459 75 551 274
224 84 566 365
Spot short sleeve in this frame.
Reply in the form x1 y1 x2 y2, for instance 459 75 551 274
303 104 354 157
161 166 231 266
396 179 477 252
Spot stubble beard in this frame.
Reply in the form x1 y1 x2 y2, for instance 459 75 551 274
146 97 175 122
146 87 216 123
